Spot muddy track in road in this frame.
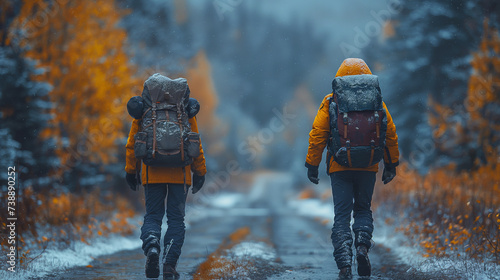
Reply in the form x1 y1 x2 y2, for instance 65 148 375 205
48 173 445 280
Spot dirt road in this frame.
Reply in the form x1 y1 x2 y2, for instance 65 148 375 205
46 173 440 280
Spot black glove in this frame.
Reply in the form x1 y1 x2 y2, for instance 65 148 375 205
192 174 205 194
382 164 397 184
305 162 319 184
126 172 138 191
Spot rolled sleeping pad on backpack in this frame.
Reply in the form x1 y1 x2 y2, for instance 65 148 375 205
127 96 144 119
187 98 200 119
127 95 199 119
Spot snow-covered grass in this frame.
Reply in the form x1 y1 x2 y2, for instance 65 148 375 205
0 231 141 280
375 219 500 280
0 187 141 279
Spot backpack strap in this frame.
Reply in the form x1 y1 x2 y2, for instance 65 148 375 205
368 140 375 166
146 164 149 189
346 140 352 167
326 96 333 175
151 102 157 158
342 109 352 167
343 112 348 139
375 111 380 139
175 101 188 194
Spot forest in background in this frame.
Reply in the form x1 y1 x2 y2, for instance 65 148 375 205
0 0 499 272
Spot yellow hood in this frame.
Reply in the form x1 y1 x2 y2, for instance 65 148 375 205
335 58 372 77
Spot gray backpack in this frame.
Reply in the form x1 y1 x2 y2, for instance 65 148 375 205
134 74 200 167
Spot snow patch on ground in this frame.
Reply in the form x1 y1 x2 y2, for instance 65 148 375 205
228 241 276 261
186 191 270 228
213 241 278 280
372 221 424 263
209 192 243 208
0 234 141 280
288 197 334 222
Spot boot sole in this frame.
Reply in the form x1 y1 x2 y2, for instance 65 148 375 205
163 274 180 280
145 251 160 278
356 254 371 277
338 273 353 280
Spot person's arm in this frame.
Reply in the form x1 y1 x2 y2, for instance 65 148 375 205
382 102 399 167
125 119 140 174
305 94 332 167
189 117 207 176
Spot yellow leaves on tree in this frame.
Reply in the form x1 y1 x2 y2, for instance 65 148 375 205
186 50 227 156
10 0 140 176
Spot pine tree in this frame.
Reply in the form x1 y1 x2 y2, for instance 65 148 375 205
364 0 498 170
429 19 500 170
0 1 56 188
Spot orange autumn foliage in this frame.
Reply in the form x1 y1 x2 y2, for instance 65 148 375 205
466 20 500 164
186 50 227 156
10 0 140 175
0 188 137 267
374 163 500 261
297 188 315 200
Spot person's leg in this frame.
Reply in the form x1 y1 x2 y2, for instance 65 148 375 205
352 171 376 277
140 183 167 254
330 171 355 270
163 184 188 266
351 171 376 248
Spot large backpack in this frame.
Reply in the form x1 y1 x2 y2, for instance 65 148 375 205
133 74 200 167
327 74 387 168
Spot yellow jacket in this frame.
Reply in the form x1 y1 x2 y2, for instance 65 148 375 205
306 58 399 173
125 117 207 185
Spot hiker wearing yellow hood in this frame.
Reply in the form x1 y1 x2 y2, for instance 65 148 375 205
305 58 399 278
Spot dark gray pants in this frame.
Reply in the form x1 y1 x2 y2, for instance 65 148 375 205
330 171 376 269
140 183 188 265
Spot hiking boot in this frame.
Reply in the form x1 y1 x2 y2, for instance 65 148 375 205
338 266 353 279
163 263 180 280
145 247 160 278
356 245 371 277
